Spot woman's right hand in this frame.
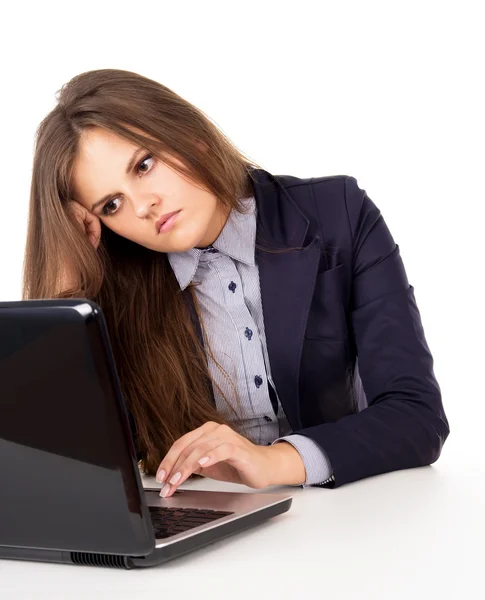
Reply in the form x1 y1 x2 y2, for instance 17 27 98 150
68 200 101 249
57 201 101 294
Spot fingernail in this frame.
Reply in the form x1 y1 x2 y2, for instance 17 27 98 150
169 472 181 485
155 469 166 483
199 456 210 466
160 484 170 498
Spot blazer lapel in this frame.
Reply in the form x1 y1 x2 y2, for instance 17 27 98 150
251 169 321 430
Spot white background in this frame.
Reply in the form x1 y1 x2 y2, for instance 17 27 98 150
0 0 483 587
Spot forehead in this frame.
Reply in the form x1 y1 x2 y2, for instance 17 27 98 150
76 127 136 165
71 127 136 205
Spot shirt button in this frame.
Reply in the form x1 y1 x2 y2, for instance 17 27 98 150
254 375 263 388
228 281 237 293
244 327 253 340
263 415 272 422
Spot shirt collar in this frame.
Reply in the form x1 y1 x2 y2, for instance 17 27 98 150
167 196 257 290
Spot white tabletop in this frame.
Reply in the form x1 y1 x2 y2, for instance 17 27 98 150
2 452 484 600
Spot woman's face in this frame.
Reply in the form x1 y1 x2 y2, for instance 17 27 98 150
71 127 229 252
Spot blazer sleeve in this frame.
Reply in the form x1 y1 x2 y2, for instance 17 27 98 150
294 176 450 488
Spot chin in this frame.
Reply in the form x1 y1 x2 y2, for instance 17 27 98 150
164 237 197 253
169 228 206 253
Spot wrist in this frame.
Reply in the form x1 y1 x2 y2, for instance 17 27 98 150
266 441 306 486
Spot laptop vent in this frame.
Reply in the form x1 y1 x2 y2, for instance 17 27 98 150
71 551 127 569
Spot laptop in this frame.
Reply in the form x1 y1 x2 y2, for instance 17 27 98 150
0 298 292 569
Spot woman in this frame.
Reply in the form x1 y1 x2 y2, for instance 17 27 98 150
23 68 449 499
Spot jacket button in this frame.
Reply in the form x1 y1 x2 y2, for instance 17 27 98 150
244 327 253 340
254 375 263 388
228 281 237 293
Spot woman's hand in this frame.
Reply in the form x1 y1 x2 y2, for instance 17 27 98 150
57 201 102 293
68 200 101 249
155 421 307 497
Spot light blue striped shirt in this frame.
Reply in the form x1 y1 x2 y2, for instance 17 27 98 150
167 197 333 486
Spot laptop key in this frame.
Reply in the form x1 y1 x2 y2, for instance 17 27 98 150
149 506 234 539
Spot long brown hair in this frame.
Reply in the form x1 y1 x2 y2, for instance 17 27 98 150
22 68 264 476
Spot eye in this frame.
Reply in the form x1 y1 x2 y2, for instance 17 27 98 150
100 154 154 217
102 197 121 216
137 154 155 174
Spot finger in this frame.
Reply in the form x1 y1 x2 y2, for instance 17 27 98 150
68 203 99 242
155 421 220 484
159 464 204 499
165 433 219 482
165 438 223 489
163 441 248 497
85 218 101 247
84 213 98 229
68 201 85 220
163 423 236 485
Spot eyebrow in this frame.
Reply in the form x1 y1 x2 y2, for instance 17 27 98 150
90 146 142 212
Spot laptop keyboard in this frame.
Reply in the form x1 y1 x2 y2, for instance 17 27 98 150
148 506 234 539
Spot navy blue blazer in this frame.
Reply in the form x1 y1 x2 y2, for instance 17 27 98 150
181 168 450 489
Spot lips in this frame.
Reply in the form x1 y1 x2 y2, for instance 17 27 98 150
156 210 180 233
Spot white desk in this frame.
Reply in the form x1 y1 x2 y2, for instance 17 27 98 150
2 458 484 600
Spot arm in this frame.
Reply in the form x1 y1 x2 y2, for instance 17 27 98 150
292 176 450 488
271 434 334 486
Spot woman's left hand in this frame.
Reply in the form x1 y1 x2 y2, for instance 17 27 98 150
155 421 306 497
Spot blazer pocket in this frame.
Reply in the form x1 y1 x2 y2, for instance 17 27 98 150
305 263 348 340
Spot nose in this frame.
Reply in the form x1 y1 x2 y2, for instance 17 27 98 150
133 194 160 219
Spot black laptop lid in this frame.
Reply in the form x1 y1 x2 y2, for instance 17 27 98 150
0 299 154 556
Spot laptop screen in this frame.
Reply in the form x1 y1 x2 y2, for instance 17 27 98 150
0 300 153 556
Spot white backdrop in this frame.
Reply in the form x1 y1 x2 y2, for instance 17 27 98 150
0 0 483 571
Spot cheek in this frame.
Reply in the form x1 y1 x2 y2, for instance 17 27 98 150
154 165 184 196
185 201 214 231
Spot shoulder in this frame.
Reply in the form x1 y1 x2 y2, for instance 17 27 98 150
273 172 375 236
273 172 349 190
274 172 368 206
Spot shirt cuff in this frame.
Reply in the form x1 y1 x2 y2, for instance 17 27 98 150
272 434 333 486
